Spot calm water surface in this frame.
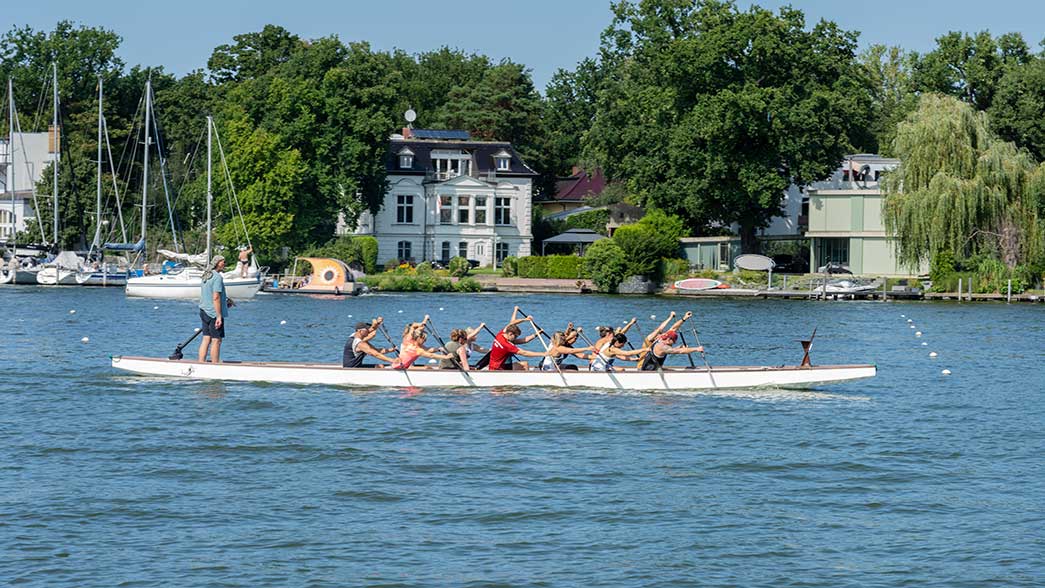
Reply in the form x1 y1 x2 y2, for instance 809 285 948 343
1 287 1043 587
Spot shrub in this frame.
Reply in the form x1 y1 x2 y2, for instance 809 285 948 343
415 261 434 276
658 258 691 281
501 255 519 277
383 258 401 272
612 224 659 277
584 239 628 293
545 255 583 279
564 209 611 235
518 256 547 278
455 277 482 292
356 236 379 274
362 274 482 293
448 256 470 277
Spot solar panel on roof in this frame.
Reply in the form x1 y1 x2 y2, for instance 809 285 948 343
412 129 471 140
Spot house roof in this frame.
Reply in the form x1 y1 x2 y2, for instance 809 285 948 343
386 134 537 177
549 167 606 202
543 228 607 245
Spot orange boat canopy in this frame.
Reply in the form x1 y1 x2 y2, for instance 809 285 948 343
299 257 351 291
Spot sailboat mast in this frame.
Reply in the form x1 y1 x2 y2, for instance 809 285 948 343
205 115 212 262
141 79 151 249
7 79 14 245
94 76 103 250
52 61 58 246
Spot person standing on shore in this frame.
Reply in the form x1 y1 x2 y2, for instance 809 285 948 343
198 255 232 363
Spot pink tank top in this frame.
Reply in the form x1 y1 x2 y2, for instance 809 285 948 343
391 343 421 369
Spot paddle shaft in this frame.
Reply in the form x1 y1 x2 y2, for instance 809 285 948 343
686 326 713 371
423 318 467 372
516 306 564 375
377 323 401 358
677 329 698 369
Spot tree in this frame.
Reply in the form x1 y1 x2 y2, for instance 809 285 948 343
586 0 871 251
910 31 1031 112
859 44 919 156
536 58 604 188
207 25 303 83
882 94 1043 270
583 238 628 293
990 57 1045 161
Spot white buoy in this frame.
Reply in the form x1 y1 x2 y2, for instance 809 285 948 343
921 342 928 346
80 336 89 343
439 307 445 311
906 319 912 323
900 314 906 318
941 369 951 375
929 352 938 358
153 306 159 310
69 309 76 314
194 328 201 333
398 310 404 313
650 315 656 320
347 314 353 318
279 320 287 325
915 331 922 337
909 325 915 329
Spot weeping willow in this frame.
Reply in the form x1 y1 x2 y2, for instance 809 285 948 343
883 94 1043 270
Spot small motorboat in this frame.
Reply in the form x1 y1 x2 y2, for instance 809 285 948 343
262 257 362 296
674 278 729 291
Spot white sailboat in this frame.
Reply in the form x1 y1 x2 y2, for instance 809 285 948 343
126 114 262 299
3 77 51 284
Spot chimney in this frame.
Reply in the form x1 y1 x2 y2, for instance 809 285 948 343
402 127 413 139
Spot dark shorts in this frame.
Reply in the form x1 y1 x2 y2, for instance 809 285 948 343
199 308 225 339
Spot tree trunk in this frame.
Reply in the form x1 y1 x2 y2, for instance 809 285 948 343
739 223 758 254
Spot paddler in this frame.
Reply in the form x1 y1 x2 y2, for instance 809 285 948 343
639 330 704 371
487 309 549 371
390 318 452 369
342 317 397 368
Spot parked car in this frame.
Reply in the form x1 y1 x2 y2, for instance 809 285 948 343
771 254 810 274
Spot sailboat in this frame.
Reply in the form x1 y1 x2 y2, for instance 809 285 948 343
36 62 83 285
125 115 263 299
2 77 52 284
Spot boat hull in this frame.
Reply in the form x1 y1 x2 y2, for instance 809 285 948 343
126 273 262 299
111 356 876 391
36 267 81 285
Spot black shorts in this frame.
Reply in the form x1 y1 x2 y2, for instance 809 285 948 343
199 308 225 339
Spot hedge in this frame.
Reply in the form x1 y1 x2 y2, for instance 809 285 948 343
517 255 585 279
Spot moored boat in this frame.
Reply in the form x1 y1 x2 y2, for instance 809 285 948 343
110 355 876 391
126 268 262 299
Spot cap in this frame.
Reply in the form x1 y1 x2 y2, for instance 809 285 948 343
662 330 678 342
354 321 373 330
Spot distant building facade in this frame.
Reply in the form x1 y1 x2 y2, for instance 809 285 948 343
352 128 537 267
0 132 52 242
806 154 925 275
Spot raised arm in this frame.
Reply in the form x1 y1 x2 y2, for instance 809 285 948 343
645 312 676 344
667 311 694 334
617 317 637 335
360 316 383 343
466 322 486 339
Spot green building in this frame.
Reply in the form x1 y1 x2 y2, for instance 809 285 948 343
806 155 925 276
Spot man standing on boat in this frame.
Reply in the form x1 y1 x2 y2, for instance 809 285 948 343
343 318 397 368
198 255 232 363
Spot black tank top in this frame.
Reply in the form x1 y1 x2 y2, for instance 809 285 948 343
641 346 667 371
342 336 365 368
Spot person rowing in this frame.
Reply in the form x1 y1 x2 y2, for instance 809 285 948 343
539 330 593 372
591 317 637 352
636 311 692 369
639 330 704 371
487 310 549 371
439 323 487 370
588 332 646 372
390 325 452 370
342 317 397 368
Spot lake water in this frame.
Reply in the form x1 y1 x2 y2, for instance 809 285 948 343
1 286 1043 587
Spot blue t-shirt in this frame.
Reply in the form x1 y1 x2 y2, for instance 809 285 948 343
199 273 227 318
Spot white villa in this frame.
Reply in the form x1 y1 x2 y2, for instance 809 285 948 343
1 131 53 243
352 128 537 267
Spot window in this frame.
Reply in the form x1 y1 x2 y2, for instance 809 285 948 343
458 196 470 224
495 197 511 225
474 196 487 224
496 157 510 171
397 240 412 261
396 195 414 224
718 242 731 269
475 243 485 257
458 241 468 259
441 241 451 262
816 238 849 267
399 155 413 168
495 242 509 266
439 195 452 224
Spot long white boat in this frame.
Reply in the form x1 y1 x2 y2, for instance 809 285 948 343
110 356 876 391
125 268 262 299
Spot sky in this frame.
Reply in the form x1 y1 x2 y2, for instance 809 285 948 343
5 0 1045 92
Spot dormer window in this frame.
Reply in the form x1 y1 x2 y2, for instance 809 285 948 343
493 149 511 171
398 147 414 169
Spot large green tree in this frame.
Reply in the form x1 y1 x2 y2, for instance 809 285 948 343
883 94 1043 270
910 31 1031 112
586 0 871 251
859 44 919 156
989 57 1045 162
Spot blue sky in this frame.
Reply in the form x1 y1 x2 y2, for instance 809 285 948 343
5 0 1044 91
